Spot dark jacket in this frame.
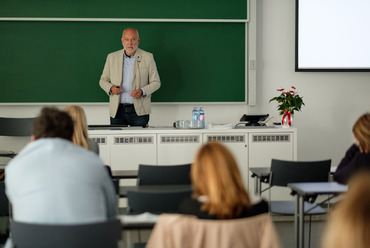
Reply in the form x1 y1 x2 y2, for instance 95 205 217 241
333 144 370 184
178 197 268 220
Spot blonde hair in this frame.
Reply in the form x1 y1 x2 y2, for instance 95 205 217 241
191 142 251 219
353 113 370 153
63 105 89 149
322 172 370 248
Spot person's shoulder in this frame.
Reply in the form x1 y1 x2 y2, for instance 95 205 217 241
355 151 370 166
68 146 105 174
252 199 269 212
107 49 124 57
242 199 269 217
137 48 153 57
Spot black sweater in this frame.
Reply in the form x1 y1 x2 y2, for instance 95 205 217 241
178 197 268 220
333 144 370 184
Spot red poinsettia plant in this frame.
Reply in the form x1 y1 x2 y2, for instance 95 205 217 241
269 86 305 115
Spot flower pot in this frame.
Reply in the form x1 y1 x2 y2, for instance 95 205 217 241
281 112 293 128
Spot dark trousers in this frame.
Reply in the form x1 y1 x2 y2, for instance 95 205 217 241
110 104 149 127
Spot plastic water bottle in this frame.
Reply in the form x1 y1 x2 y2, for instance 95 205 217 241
192 107 199 120
199 107 205 128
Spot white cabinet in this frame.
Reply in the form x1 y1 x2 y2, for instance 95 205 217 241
157 134 203 165
248 132 297 200
203 133 248 186
90 135 111 166
107 133 156 171
248 132 295 168
89 127 297 197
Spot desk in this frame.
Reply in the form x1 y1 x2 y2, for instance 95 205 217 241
119 212 159 230
249 166 338 196
0 150 16 159
112 170 138 179
119 184 192 248
119 213 159 248
119 184 192 198
249 167 270 195
288 182 347 248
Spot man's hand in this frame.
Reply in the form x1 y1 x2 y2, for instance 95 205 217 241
130 89 143 99
111 86 123 95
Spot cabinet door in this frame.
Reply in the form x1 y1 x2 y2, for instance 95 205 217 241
203 133 248 186
110 134 157 171
248 132 295 200
90 135 110 166
157 134 203 165
248 133 294 168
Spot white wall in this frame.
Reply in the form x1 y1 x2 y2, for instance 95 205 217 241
2 0 370 167
255 0 370 165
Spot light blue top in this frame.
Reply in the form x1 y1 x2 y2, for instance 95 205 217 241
121 53 136 104
5 138 116 224
120 51 146 104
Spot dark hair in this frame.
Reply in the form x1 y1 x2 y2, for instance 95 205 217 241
32 107 74 140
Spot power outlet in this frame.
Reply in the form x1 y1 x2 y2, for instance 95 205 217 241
249 59 257 69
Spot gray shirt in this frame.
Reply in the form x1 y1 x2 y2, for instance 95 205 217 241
5 138 116 224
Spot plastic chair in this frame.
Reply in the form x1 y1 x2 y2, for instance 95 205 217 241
127 188 192 247
0 117 34 159
137 164 191 185
10 219 122 248
0 182 10 245
268 159 331 248
0 117 34 137
127 188 192 214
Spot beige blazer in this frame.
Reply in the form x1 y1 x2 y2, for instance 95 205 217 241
99 48 161 117
146 213 282 248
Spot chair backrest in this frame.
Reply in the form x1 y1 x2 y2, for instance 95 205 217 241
0 182 9 216
137 164 191 185
146 213 282 248
0 117 34 136
10 219 122 248
270 159 331 187
104 165 119 195
127 189 192 214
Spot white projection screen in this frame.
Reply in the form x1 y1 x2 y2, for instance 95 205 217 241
296 0 370 71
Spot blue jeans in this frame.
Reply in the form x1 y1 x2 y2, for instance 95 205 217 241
110 104 149 127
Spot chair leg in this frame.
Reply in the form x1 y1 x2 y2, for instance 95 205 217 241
127 231 132 248
308 215 312 248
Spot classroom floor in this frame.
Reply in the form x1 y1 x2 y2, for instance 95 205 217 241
274 219 327 248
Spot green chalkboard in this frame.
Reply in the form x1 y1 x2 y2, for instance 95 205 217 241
0 0 248 103
0 0 247 19
0 21 245 103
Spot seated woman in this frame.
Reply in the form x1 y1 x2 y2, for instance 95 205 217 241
179 141 268 219
63 105 99 155
146 142 279 248
334 113 370 184
322 171 370 248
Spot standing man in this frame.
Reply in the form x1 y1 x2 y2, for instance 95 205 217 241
5 107 116 225
99 28 161 126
